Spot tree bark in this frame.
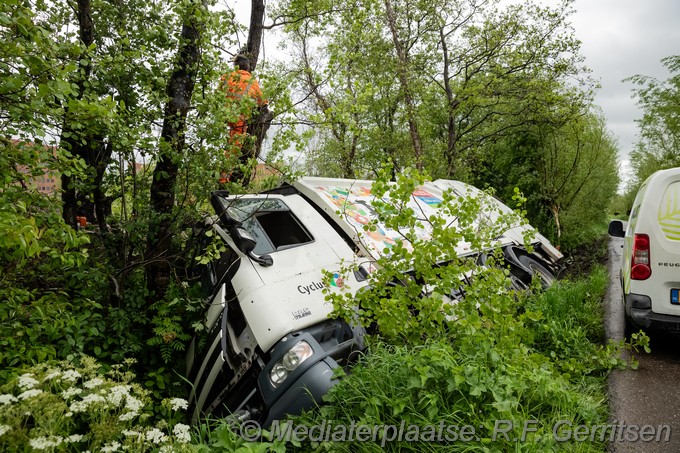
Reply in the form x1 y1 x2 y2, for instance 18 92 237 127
60 0 95 228
384 0 423 171
246 0 265 70
551 204 561 243
93 141 113 232
146 0 204 299
439 25 460 178
230 0 269 183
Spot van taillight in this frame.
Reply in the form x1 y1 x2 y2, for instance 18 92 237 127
631 233 651 280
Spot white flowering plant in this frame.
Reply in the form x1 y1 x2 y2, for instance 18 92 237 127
0 356 198 452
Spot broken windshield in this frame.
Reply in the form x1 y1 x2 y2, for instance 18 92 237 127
220 197 314 255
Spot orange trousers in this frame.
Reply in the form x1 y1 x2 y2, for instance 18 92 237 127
219 119 248 184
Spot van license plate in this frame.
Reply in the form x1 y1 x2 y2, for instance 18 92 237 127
671 289 680 305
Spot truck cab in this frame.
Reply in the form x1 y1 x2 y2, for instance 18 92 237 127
185 190 367 426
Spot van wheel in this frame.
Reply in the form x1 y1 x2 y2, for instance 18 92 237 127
517 255 556 288
624 317 633 339
624 316 642 340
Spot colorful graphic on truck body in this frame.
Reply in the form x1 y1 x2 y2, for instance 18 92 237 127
312 184 443 260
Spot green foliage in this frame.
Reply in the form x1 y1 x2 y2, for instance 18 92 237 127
0 0 80 140
273 0 613 250
146 280 205 365
1 0 249 391
609 192 635 220
0 143 156 379
196 421 286 453
0 3 288 449
287 267 640 452
0 154 202 418
325 166 530 344
0 145 105 379
625 55 680 193
278 0 592 179
524 267 627 374
469 112 620 251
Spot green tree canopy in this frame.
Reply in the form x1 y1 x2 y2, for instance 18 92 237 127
274 0 594 181
627 55 680 192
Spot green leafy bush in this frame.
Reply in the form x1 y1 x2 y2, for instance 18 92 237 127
288 268 637 452
0 140 203 392
0 180 106 379
326 167 532 345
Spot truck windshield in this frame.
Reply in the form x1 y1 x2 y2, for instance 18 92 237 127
223 197 314 255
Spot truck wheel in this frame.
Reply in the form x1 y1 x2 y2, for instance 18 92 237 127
507 272 529 291
517 255 556 288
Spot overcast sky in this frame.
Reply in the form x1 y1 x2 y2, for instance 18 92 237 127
569 0 680 185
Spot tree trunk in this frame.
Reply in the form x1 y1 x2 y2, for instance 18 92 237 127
93 141 113 232
240 0 270 175
384 0 423 171
246 0 265 70
551 204 561 243
439 26 459 178
146 0 204 300
60 0 95 228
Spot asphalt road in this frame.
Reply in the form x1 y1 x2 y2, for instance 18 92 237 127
606 236 680 452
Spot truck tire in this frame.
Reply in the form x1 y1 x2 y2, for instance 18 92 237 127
507 272 529 291
517 255 556 288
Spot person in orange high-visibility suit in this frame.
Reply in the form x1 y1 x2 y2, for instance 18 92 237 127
218 54 267 185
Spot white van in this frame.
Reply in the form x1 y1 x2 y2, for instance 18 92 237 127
609 167 680 332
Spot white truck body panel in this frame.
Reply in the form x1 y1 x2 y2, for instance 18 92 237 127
294 177 563 262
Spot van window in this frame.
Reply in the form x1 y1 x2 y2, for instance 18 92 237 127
658 182 680 241
626 203 640 236
626 181 648 236
225 198 314 255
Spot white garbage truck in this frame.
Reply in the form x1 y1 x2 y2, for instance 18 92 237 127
184 177 563 426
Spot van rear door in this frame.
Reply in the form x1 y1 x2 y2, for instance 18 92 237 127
649 177 680 316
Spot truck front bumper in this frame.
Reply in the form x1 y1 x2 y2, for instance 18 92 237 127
262 357 338 427
258 332 341 427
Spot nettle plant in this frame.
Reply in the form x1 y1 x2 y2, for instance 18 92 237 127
325 168 535 345
0 356 194 452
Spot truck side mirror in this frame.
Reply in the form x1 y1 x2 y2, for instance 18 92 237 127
608 220 625 238
210 191 239 227
230 227 273 267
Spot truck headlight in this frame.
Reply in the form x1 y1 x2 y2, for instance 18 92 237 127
269 341 314 387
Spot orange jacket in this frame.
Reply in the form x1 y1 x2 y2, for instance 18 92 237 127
220 69 266 107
